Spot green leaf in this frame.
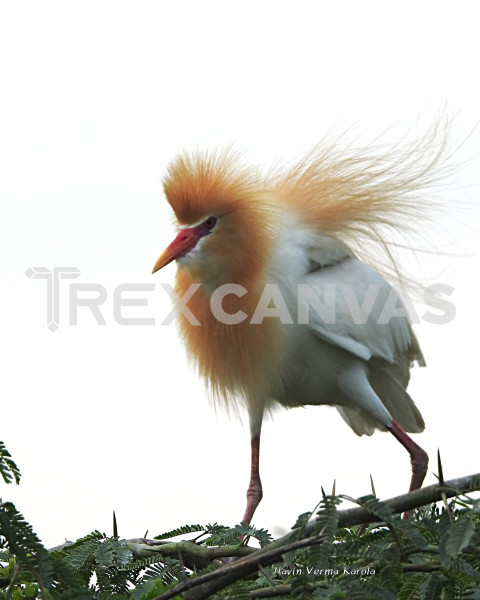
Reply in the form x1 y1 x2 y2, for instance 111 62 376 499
310 495 340 569
0 442 21 485
421 574 444 600
0 500 53 587
24 583 38 598
132 577 182 600
12 588 23 600
94 538 133 570
132 577 167 600
397 573 428 600
445 514 476 556
353 495 397 523
154 524 205 540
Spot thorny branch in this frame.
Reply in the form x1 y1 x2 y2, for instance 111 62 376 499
147 472 480 600
44 472 479 600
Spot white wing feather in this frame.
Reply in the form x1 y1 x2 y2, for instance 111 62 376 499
269 228 425 435
305 255 422 366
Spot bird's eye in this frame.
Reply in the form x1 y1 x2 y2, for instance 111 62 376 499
204 216 217 230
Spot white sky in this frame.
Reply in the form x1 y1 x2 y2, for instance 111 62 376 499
1 1 479 547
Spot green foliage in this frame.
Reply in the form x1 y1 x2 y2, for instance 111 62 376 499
154 524 205 541
0 443 20 486
1 440 480 599
201 522 273 548
0 500 54 589
445 514 476 556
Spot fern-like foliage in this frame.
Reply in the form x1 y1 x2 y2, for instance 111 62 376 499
0 500 53 588
202 522 273 548
445 514 476 556
154 524 205 541
0 442 21 485
54 533 142 595
1 444 480 599
0 501 88 599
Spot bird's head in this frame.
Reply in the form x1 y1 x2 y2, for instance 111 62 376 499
152 150 274 290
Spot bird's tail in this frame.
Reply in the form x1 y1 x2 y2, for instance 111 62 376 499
336 365 425 436
369 365 425 433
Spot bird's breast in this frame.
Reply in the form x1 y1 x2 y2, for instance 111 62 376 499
174 269 284 412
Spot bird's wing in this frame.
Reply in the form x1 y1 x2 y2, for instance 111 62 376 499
302 253 423 366
302 252 426 434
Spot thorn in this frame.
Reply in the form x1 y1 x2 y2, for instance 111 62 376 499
144 530 148 539
356 524 366 537
437 449 444 485
370 474 376 497
113 511 118 538
258 564 275 586
331 479 336 496
177 549 188 582
441 491 451 517
318 522 328 537
321 486 326 499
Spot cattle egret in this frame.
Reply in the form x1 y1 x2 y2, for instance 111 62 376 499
152 131 447 524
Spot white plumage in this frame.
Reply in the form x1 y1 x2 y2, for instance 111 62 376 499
260 224 425 438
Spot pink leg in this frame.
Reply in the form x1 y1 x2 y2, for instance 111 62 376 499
242 435 263 525
388 419 429 505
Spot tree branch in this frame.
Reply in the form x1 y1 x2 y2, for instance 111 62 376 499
150 471 480 600
45 472 479 600
325 472 480 532
154 532 327 600
125 539 255 571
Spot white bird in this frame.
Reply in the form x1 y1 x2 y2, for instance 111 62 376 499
152 131 445 524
